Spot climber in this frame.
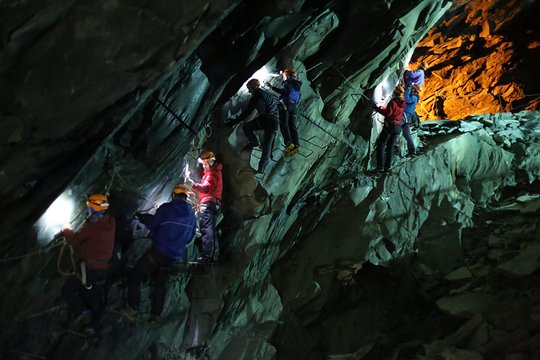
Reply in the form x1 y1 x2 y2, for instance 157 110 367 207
60 194 116 336
403 62 426 88
225 78 279 173
265 68 302 157
127 184 196 323
186 151 223 263
372 86 406 172
401 84 421 157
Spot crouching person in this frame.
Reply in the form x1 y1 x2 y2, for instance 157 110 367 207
127 184 196 323
61 194 115 336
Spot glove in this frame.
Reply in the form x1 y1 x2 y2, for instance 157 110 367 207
225 119 237 127
135 212 151 223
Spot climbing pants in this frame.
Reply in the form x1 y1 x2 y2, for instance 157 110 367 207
127 248 174 316
376 124 401 170
279 101 299 147
199 201 220 261
242 116 278 172
61 268 108 321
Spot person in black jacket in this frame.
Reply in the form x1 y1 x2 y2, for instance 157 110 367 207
226 78 279 173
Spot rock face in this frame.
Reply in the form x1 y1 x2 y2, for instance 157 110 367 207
0 1 539 360
413 0 540 120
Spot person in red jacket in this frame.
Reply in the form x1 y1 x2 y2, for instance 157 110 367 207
187 150 223 263
372 86 406 172
61 194 115 336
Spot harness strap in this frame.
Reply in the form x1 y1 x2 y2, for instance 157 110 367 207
201 196 221 204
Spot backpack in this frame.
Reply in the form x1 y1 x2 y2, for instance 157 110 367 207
285 78 302 104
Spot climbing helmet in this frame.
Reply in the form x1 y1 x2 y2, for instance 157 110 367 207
198 150 216 162
283 68 298 77
172 183 191 197
86 194 109 212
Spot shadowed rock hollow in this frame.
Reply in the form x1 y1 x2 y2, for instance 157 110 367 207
0 0 539 359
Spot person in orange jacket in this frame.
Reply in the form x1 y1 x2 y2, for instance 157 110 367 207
61 194 115 336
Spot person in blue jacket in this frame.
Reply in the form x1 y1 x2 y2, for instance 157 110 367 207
127 183 196 322
265 68 302 156
401 84 421 156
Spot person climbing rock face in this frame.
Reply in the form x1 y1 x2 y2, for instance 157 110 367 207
401 84 422 157
127 183 196 324
265 68 302 157
225 78 279 173
61 194 116 337
372 86 406 172
403 62 426 88
187 151 223 263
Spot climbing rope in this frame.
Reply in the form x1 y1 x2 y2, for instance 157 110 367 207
0 241 65 264
0 204 86 264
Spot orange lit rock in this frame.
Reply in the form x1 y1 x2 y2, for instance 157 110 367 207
413 0 537 120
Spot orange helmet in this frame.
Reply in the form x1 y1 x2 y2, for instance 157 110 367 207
198 150 216 162
283 68 298 77
393 86 405 98
172 183 191 197
86 194 109 212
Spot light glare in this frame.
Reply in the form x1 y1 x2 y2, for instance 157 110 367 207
35 192 75 245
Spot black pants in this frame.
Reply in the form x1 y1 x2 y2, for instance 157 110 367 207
242 116 278 172
61 268 108 322
127 248 174 316
376 124 401 170
279 102 299 146
199 201 220 260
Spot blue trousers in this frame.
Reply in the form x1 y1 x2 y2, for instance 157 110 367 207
279 102 299 146
199 201 220 260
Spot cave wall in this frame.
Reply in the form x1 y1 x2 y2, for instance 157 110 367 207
412 0 540 120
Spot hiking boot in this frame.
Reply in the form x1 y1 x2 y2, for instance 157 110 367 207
283 143 295 156
122 304 139 318
241 142 258 152
195 256 213 264
73 309 92 326
407 150 417 157
83 326 96 338
288 145 300 157
147 314 162 326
